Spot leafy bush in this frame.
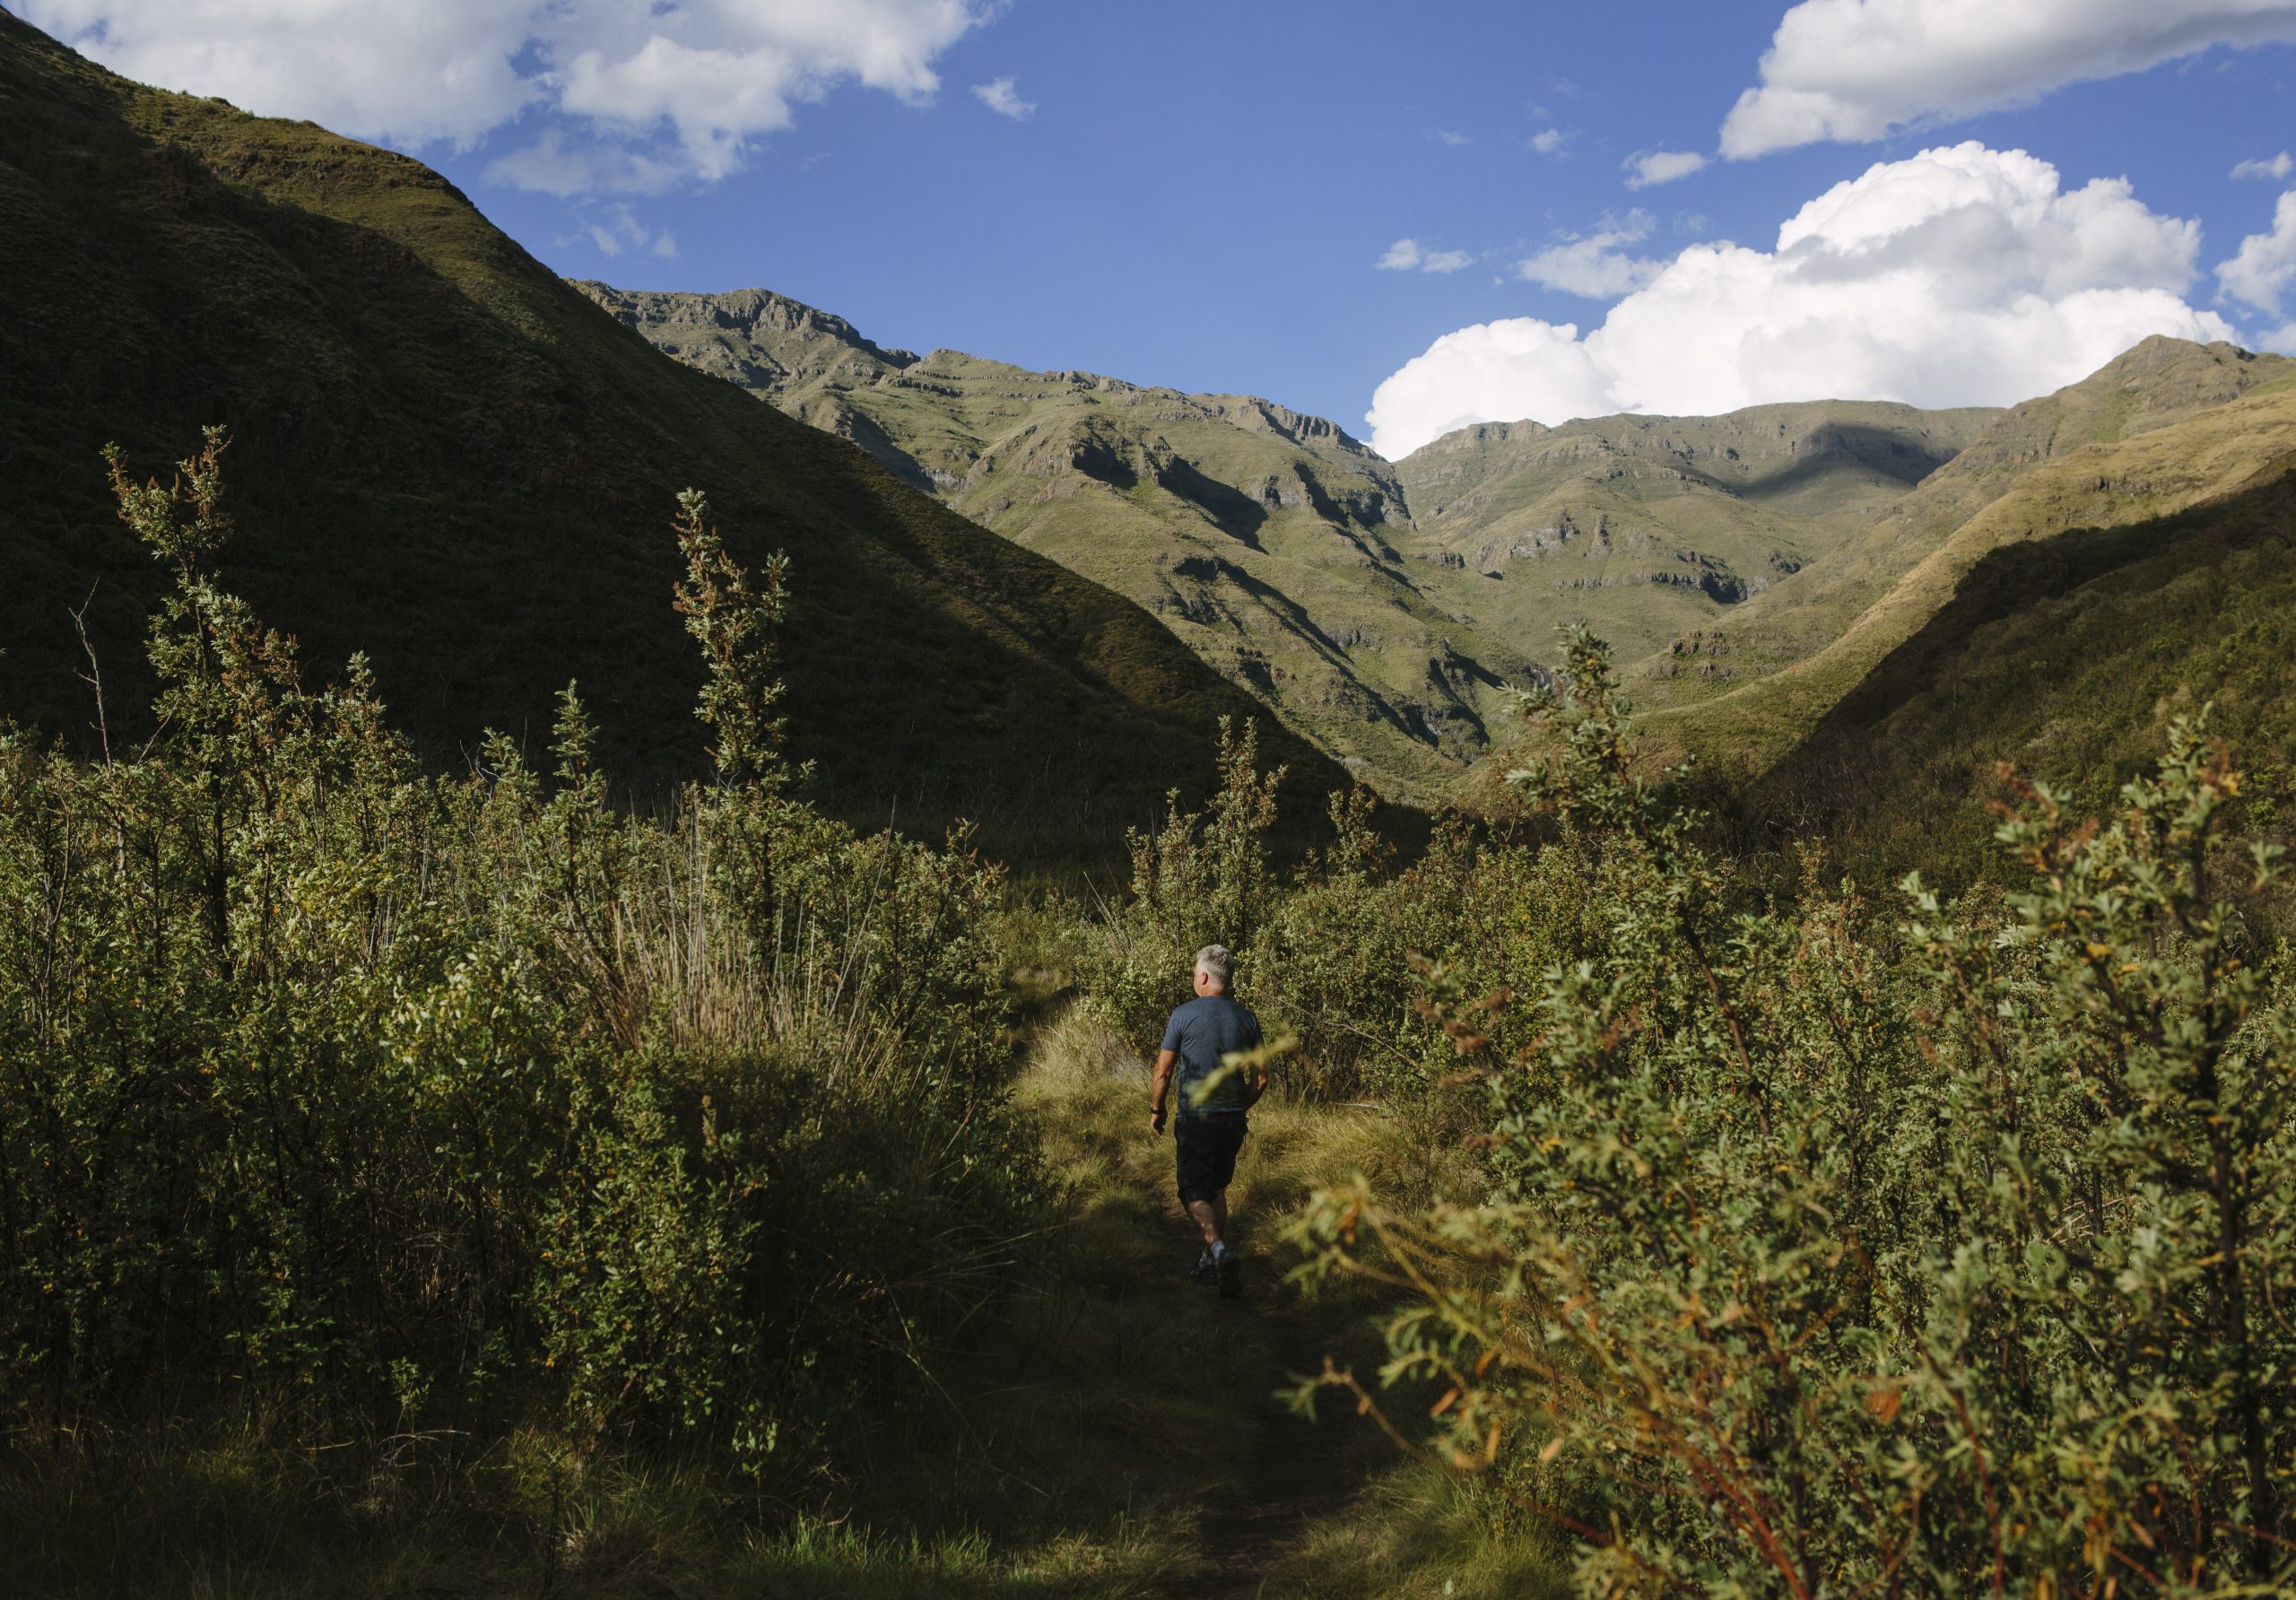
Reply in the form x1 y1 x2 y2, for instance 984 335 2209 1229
0 433 1046 1497
1077 719 1605 1107
1075 717 1283 1048
1296 628 2296 1595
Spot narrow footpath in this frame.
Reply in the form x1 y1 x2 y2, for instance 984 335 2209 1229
999 1005 1564 1600
1171 1218 1367 1598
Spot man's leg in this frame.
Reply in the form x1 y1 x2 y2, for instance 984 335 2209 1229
1210 1124 1244 1297
1187 1196 1222 1248
1211 1182 1241 1297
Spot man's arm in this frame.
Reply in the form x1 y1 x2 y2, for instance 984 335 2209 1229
1149 1048 1177 1136
1240 1013 1272 1108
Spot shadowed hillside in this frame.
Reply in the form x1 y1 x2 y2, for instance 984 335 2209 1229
1631 338 2296 726
1739 465 2296 884
0 13 1350 852
1628 341 2296 777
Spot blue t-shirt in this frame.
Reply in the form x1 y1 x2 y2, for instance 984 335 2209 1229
1161 995 1261 1118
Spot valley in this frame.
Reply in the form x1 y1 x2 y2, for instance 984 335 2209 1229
578 287 2296 862
9 6 2296 1596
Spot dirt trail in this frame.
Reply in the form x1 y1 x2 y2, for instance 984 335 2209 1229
1158 1217 1371 1599
1013 996 1397 1597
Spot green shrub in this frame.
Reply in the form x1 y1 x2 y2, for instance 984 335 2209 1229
1075 717 1283 1049
1296 628 2296 1594
1249 793 1605 1103
0 434 1047 1500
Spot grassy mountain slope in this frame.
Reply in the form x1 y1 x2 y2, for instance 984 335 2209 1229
1392 402 1998 671
1631 339 2295 721
1636 343 2296 774
578 283 1542 795
586 284 2005 797
0 13 1350 849
1740 465 2296 885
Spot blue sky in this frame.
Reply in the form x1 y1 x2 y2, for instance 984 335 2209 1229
16 1 2296 456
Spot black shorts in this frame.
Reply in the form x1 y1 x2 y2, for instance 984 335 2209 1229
1175 1115 1248 1206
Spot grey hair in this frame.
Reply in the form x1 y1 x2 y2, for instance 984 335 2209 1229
1194 944 1232 987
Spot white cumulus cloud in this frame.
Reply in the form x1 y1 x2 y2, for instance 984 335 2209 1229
2217 191 2296 331
1721 0 2296 159
971 75 1034 119
14 0 987 189
1518 211 1663 298
1624 150 1707 188
1529 127 1570 156
1378 239 1474 274
2234 152 2295 180
1364 142 2238 457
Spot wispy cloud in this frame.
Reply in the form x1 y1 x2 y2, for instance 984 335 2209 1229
575 201 672 260
1378 238 1475 274
486 129 683 197
971 75 1035 120
1517 210 1662 297
2233 151 2294 181
1432 129 1471 146
1623 150 1707 189
1529 127 1571 156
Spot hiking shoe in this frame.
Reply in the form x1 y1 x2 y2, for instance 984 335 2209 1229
1189 1252 1220 1288
1216 1248 1242 1300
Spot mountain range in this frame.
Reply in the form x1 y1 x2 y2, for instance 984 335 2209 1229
587 282 2296 876
580 283 2003 798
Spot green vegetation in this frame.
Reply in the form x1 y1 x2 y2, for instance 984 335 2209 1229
2 1004 1545 1600
10 16 2296 1596
6 423 2296 1594
0 11 1347 858
1300 632 2296 1592
4 431 1045 1515
0 430 1557 1596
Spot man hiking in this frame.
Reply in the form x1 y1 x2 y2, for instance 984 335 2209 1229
1148 943 1268 1298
